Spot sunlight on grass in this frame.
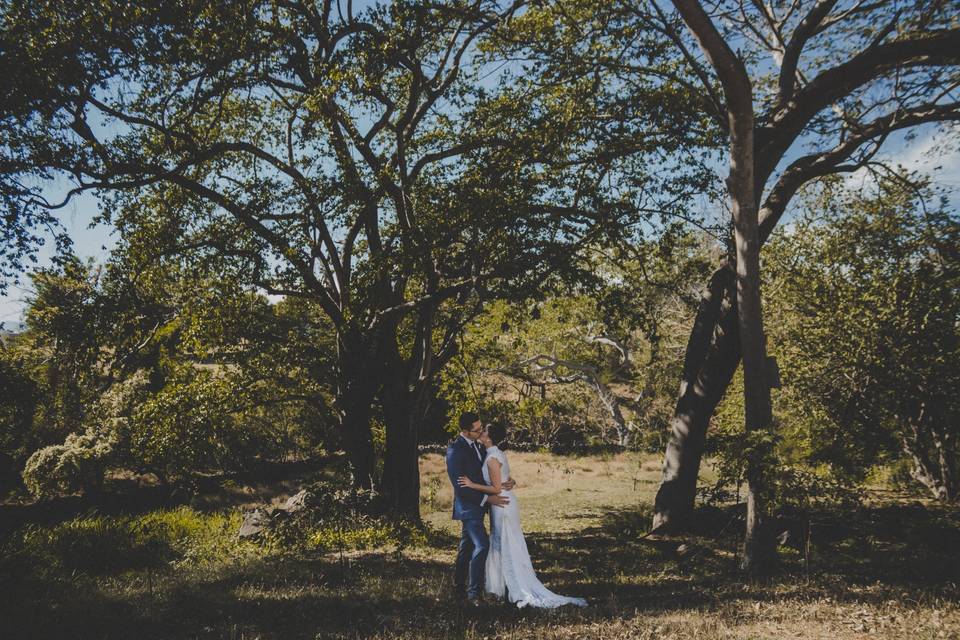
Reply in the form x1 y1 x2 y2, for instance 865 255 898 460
419 451 675 534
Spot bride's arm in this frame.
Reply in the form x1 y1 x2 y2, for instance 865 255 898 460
458 458 503 493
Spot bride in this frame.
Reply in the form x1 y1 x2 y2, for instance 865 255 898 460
458 424 587 609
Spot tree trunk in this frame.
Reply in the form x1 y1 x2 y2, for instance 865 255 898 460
652 265 740 531
379 377 424 522
377 319 428 522
593 380 633 447
336 336 378 490
375 289 462 521
338 380 377 490
902 422 959 503
933 426 958 502
725 71 776 577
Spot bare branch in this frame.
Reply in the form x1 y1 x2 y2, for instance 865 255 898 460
778 0 839 105
759 27 960 177
758 100 960 243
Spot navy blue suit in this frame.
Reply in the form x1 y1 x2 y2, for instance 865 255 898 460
446 436 489 598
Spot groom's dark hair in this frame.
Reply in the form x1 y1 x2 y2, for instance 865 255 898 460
458 411 481 431
487 423 507 447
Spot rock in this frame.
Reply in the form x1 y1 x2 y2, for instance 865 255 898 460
238 507 271 539
238 487 317 538
282 489 311 513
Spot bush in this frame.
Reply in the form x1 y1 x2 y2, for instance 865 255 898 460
702 409 860 513
129 367 252 481
266 483 426 553
21 428 114 500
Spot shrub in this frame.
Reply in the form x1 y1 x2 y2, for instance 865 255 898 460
3 507 244 577
129 367 251 481
21 428 114 500
266 483 426 553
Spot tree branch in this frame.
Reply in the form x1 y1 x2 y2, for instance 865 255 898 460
758 100 960 243
778 0 839 105
759 27 960 177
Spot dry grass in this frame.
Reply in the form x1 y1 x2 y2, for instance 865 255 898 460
2 451 958 640
419 450 682 534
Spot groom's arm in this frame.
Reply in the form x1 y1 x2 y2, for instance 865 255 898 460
447 447 486 506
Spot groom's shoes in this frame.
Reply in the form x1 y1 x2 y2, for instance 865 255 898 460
464 595 484 607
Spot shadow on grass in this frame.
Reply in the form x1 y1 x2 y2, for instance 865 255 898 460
0 457 345 537
3 501 958 639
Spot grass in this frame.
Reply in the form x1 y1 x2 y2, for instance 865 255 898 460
419 450 675 533
1 451 958 639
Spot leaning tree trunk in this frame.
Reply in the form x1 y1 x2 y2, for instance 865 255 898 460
652 264 740 530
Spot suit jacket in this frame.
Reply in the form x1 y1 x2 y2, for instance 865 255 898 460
446 436 488 520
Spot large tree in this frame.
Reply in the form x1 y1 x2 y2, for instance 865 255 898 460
641 0 960 548
666 0 777 572
0 0 606 518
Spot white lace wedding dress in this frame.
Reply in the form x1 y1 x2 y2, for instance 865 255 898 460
483 446 588 608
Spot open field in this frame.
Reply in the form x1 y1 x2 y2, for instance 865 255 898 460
1 451 958 639
419 450 682 534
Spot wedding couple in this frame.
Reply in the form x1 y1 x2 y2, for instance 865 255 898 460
445 411 587 609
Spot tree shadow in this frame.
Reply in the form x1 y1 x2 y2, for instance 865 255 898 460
3 501 958 639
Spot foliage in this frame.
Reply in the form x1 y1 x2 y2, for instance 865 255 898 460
764 177 960 500
2 238 336 491
266 483 426 554
2 507 243 578
708 358 863 513
440 232 714 448
0 344 41 468
128 366 255 482
705 176 959 507
19 258 105 441
21 428 115 500
704 417 860 512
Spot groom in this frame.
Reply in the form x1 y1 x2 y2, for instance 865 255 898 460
446 411 513 605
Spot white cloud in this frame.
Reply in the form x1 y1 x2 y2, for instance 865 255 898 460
898 125 960 184
842 124 960 204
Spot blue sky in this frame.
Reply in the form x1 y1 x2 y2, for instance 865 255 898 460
1 191 115 328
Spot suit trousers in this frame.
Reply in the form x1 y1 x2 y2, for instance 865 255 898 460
454 516 489 598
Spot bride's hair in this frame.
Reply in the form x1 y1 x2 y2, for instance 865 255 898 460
486 423 507 448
